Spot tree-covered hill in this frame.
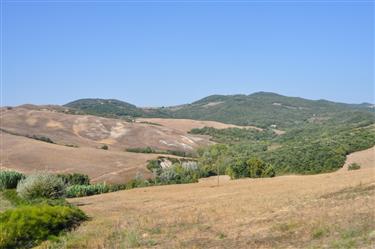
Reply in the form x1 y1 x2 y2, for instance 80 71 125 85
65 92 374 129
64 98 146 118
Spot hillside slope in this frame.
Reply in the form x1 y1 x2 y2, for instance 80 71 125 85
1 106 211 152
43 147 375 249
65 92 375 129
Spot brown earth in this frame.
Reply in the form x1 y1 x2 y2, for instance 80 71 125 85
1 106 212 153
0 132 162 183
37 146 375 249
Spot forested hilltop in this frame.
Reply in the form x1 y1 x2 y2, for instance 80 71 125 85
65 92 374 129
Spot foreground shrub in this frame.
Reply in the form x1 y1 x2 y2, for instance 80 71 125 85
57 173 90 186
0 204 86 249
17 172 65 200
348 163 361 171
0 171 25 190
1 189 27 207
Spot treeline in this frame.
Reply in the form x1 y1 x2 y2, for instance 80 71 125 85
126 146 195 157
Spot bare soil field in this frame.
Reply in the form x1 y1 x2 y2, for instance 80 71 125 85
38 147 375 249
1 107 212 153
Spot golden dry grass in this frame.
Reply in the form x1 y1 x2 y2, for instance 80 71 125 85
136 118 263 133
37 147 375 249
0 132 160 183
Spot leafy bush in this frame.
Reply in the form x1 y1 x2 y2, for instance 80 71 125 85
101 145 109 150
348 163 361 171
0 204 86 249
57 173 90 186
65 183 127 198
226 158 275 179
158 164 200 184
17 172 65 200
0 171 25 190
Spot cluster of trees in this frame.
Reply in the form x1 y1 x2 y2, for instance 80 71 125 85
147 158 202 184
192 122 375 175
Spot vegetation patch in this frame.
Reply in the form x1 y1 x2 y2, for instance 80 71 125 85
17 172 65 200
126 146 195 157
28 135 55 144
57 173 90 186
0 204 87 249
348 163 361 171
0 171 25 190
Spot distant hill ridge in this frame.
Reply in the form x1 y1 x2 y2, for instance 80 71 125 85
64 92 375 129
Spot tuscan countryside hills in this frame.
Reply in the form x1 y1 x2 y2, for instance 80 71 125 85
2 92 374 182
1 92 375 248
2 2 375 248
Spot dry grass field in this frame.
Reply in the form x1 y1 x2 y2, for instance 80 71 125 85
38 146 375 249
0 132 160 183
136 118 262 133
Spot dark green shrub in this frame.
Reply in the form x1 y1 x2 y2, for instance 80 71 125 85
101 145 109 150
0 171 25 190
57 173 90 186
126 147 155 153
30 135 54 144
348 163 361 171
17 172 65 200
0 204 86 249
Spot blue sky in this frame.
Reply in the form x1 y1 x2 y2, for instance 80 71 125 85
2 1 374 107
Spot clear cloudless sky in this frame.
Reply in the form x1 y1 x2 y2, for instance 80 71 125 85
1 0 374 107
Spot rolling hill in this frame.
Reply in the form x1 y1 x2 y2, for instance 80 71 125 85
0 105 254 182
64 92 375 129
